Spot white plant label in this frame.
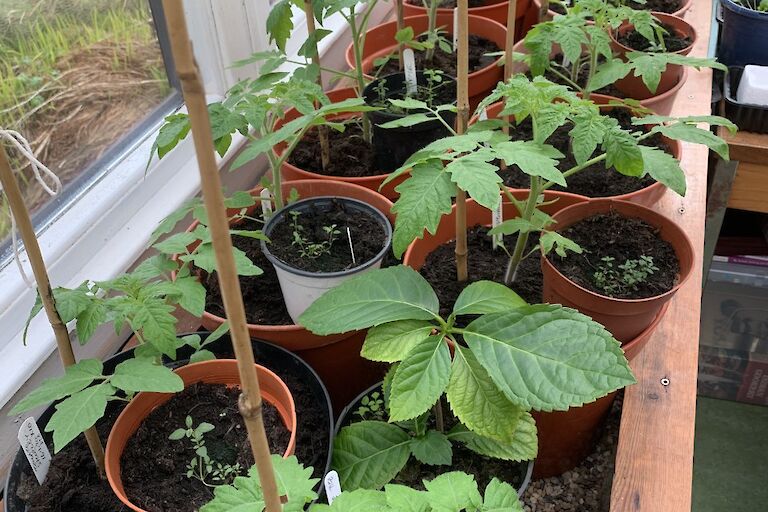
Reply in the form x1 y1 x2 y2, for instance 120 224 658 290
453 8 459 51
260 188 273 220
324 470 342 504
479 108 489 122
18 417 51 485
403 49 418 95
492 203 503 249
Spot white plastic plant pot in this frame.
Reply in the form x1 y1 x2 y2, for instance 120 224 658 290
737 65 768 106
261 196 393 323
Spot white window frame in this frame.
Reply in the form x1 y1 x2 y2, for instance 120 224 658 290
0 0 392 479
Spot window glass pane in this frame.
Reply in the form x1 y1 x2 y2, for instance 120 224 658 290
0 0 177 247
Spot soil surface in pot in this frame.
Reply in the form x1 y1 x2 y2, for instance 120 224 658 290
121 382 290 512
499 108 666 197
289 120 379 178
204 216 293 325
420 226 543 319
268 198 387 273
552 0 682 14
548 211 680 299
378 35 500 77
616 23 692 53
15 405 127 512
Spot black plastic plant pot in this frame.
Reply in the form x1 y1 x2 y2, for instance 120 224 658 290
261 196 393 323
335 382 535 496
4 333 334 511
363 71 457 172
723 66 768 134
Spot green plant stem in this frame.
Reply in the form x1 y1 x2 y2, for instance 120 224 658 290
503 176 541 285
433 397 445 433
548 65 582 92
347 12 372 142
425 0 439 62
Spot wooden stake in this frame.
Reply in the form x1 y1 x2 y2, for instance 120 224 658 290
396 0 404 70
161 2 282 510
303 0 331 170
539 0 550 22
0 144 106 477
455 0 469 282
500 0 519 172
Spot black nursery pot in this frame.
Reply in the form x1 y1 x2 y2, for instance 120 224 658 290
363 71 457 173
336 382 535 496
4 334 334 512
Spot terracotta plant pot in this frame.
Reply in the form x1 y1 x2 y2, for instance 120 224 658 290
527 0 693 26
541 199 694 343
277 87 405 200
403 192 582 269
105 360 297 512
402 0 531 39
473 95 680 207
611 13 695 114
189 179 392 412
346 14 506 108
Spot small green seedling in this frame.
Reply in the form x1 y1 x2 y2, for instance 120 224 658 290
593 255 659 296
354 391 386 421
289 210 341 259
169 416 242 487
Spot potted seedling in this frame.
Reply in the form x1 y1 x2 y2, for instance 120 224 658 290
534 0 694 21
347 9 507 108
298 265 635 491
199 455 527 511
403 0 531 37
517 0 724 113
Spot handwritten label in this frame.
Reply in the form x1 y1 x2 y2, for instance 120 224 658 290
324 470 341 504
403 49 418 95
453 8 459 51
479 108 488 122
18 418 51 484
260 188 273 220
492 203 503 249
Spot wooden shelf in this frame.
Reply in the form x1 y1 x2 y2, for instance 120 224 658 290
610 0 714 510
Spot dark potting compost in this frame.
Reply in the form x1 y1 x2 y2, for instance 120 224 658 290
616 23 692 53
549 211 680 299
14 404 126 512
267 198 387 273
420 226 543 319
378 35 500 77
289 121 378 178
120 382 290 512
499 109 667 197
552 0 683 15
204 216 293 326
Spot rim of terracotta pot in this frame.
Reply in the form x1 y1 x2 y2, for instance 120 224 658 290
470 95 679 205
175 179 393 349
345 14 506 83
274 87 401 191
621 300 670 361
534 0 693 20
540 198 695 306
402 0 511 18
611 12 696 57
105 360 297 512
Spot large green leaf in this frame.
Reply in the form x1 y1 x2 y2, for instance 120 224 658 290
299 266 439 335
446 156 502 210
391 163 455 257
483 478 524 511
653 123 730 160
424 472 482 512
319 489 388 511
446 346 528 445
587 59 632 93
332 421 412 490
464 304 635 411
410 430 452 466
266 0 294 51
11 359 103 414
602 126 644 176
389 335 451 421
640 146 686 196
173 276 207 317
452 281 526 317
128 298 179 358
46 383 115 452
447 423 537 462
75 300 107 344
569 111 607 166
111 357 183 393
493 141 565 186
383 484 429 512
362 320 435 362
52 285 92 323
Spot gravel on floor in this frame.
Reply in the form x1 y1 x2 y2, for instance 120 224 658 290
522 394 623 512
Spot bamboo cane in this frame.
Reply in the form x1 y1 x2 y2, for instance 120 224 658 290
396 0 404 70
454 0 469 282
539 0 550 22
499 0 519 172
161 2 282 510
0 144 106 477
303 0 331 170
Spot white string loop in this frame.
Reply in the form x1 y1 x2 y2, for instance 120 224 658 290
1 129 62 287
